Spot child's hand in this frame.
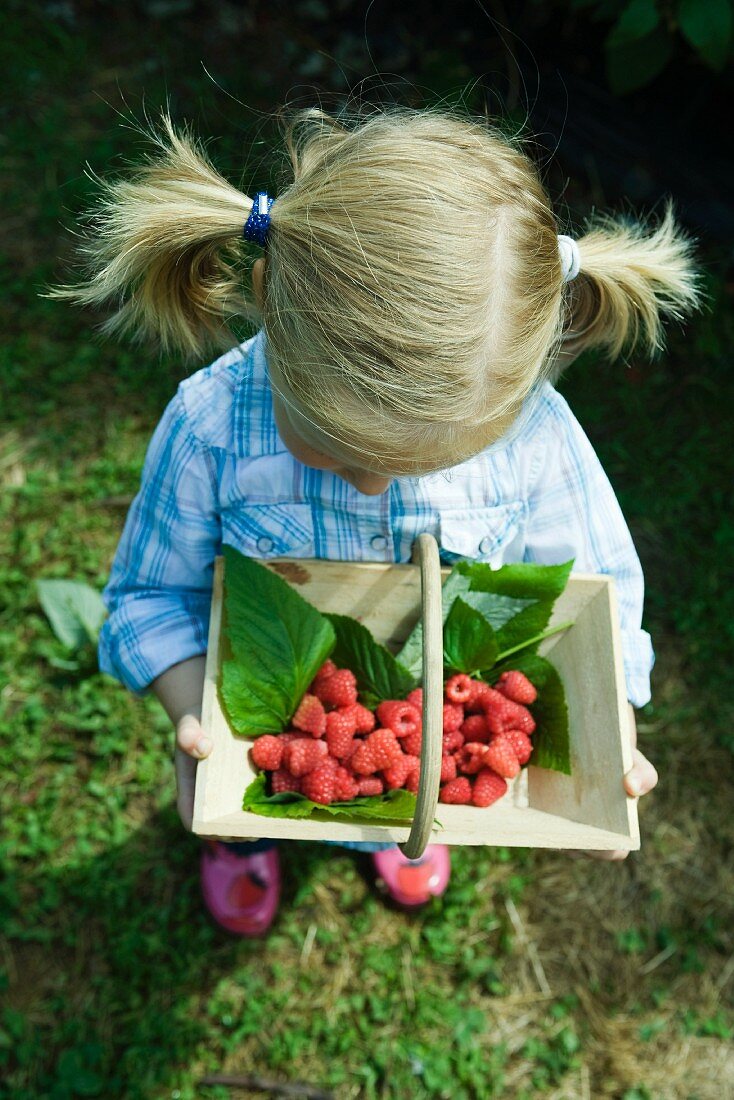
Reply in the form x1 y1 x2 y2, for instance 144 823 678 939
150 656 210 832
570 704 658 862
175 713 212 831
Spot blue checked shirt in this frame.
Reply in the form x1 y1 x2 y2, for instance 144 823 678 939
98 330 654 707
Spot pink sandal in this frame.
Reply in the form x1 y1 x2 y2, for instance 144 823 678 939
200 840 281 936
371 844 451 908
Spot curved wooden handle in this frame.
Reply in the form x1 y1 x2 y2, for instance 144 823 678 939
398 533 444 860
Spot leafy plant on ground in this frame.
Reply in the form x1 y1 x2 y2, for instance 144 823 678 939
546 0 734 93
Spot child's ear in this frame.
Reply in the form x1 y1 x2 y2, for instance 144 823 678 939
252 258 265 309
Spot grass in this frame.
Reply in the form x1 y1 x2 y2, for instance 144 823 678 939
2 3 734 1098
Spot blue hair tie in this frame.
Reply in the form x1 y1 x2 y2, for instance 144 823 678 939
243 191 274 246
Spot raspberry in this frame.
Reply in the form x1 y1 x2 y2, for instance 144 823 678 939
250 735 283 771
403 754 421 793
310 658 338 691
271 768 301 794
442 728 464 754
301 763 337 804
325 709 358 759
455 742 490 775
407 687 423 711
292 693 326 737
333 765 360 801
466 679 494 713
481 688 536 736
278 731 301 744
340 702 376 735
472 768 508 807
443 703 465 733
283 737 328 777
365 728 402 769
484 734 521 779
383 755 411 790
496 670 538 705
460 714 491 743
316 669 358 708
505 728 533 765
403 728 423 757
445 673 474 704
357 777 384 796
440 754 457 782
351 742 377 776
440 777 472 804
376 700 421 738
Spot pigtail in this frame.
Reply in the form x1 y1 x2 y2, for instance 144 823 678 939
42 111 258 361
280 106 351 180
560 200 704 363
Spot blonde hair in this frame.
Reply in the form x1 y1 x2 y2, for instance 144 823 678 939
44 105 703 475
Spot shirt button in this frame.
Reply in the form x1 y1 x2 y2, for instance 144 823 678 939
256 536 274 553
479 536 494 555
370 534 388 551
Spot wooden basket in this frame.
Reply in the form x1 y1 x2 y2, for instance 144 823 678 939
192 535 639 855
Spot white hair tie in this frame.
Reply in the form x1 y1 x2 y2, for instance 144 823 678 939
557 234 581 283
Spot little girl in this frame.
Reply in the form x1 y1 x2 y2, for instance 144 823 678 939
48 105 700 936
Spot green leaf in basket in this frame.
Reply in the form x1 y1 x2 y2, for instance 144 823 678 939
325 612 417 708
454 558 573 601
395 567 457 678
219 546 336 737
493 653 571 774
396 559 573 679
440 568 535 631
452 559 573 658
242 771 419 823
443 597 499 674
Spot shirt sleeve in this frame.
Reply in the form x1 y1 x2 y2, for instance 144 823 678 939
521 391 654 708
97 388 221 696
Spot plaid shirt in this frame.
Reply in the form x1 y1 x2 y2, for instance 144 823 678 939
99 330 654 707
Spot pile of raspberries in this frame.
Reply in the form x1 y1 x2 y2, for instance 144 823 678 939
249 660 538 808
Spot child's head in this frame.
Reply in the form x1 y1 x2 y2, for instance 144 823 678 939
46 105 703 478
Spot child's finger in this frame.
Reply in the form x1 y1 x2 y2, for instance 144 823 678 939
567 747 658 862
623 747 658 798
177 713 212 759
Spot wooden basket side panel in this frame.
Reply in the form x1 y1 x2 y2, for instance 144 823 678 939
193 555 253 831
546 574 606 628
200 803 637 849
529 579 639 844
264 559 424 650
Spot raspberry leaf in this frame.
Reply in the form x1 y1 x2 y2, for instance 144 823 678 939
397 559 573 679
324 613 417 709
443 597 499 675
456 559 573 600
492 653 570 774
451 559 574 658
220 547 335 737
242 772 425 823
